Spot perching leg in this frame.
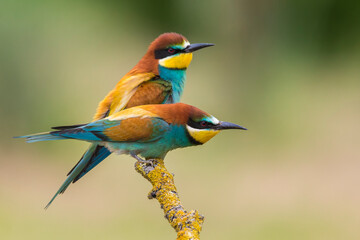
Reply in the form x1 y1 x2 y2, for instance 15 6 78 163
130 153 154 166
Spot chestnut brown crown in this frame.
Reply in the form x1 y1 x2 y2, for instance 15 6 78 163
130 33 188 74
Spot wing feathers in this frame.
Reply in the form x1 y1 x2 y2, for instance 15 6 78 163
52 124 87 130
93 72 156 121
104 117 154 142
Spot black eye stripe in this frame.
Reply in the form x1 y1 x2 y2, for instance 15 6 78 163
200 121 207 127
187 119 215 129
154 48 183 59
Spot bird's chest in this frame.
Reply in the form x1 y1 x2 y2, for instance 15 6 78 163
158 66 187 103
161 126 192 150
136 126 191 159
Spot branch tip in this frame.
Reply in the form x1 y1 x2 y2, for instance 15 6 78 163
135 159 204 239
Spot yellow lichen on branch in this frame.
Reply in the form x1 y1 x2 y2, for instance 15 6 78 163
135 159 204 240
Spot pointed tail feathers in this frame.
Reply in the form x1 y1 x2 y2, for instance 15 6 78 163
15 122 104 144
72 145 111 183
45 144 99 209
14 132 66 143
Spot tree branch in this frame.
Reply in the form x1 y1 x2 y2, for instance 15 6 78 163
135 159 204 240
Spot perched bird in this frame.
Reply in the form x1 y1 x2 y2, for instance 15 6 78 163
57 33 214 198
17 103 246 208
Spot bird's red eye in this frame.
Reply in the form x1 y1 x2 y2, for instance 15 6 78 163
168 48 175 54
200 121 207 127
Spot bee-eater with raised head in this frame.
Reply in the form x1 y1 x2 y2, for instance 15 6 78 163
17 103 247 208
35 33 213 207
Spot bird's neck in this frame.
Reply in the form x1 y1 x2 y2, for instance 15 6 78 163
165 125 194 149
158 65 186 103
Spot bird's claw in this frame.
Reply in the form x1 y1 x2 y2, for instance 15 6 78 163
131 153 155 167
137 158 155 167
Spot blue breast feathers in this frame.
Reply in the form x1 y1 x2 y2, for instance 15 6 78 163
158 65 186 103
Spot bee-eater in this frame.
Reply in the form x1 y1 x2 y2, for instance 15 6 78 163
17 103 246 208
57 33 214 200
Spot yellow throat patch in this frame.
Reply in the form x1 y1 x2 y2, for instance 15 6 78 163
159 53 193 69
186 125 220 144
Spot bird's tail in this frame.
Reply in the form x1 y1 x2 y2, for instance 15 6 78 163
45 144 99 209
15 123 90 144
14 132 66 143
68 145 111 183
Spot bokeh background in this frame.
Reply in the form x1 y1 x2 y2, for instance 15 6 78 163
1 0 359 239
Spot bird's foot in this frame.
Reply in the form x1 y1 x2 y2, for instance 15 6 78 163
131 153 155 167
138 159 155 167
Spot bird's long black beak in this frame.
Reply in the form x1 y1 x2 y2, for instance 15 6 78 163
184 43 214 53
216 121 247 130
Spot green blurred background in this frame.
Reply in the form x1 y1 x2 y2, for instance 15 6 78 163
1 0 360 239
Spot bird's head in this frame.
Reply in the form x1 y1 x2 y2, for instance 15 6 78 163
134 33 214 74
139 103 247 145
185 105 247 145
152 33 214 70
